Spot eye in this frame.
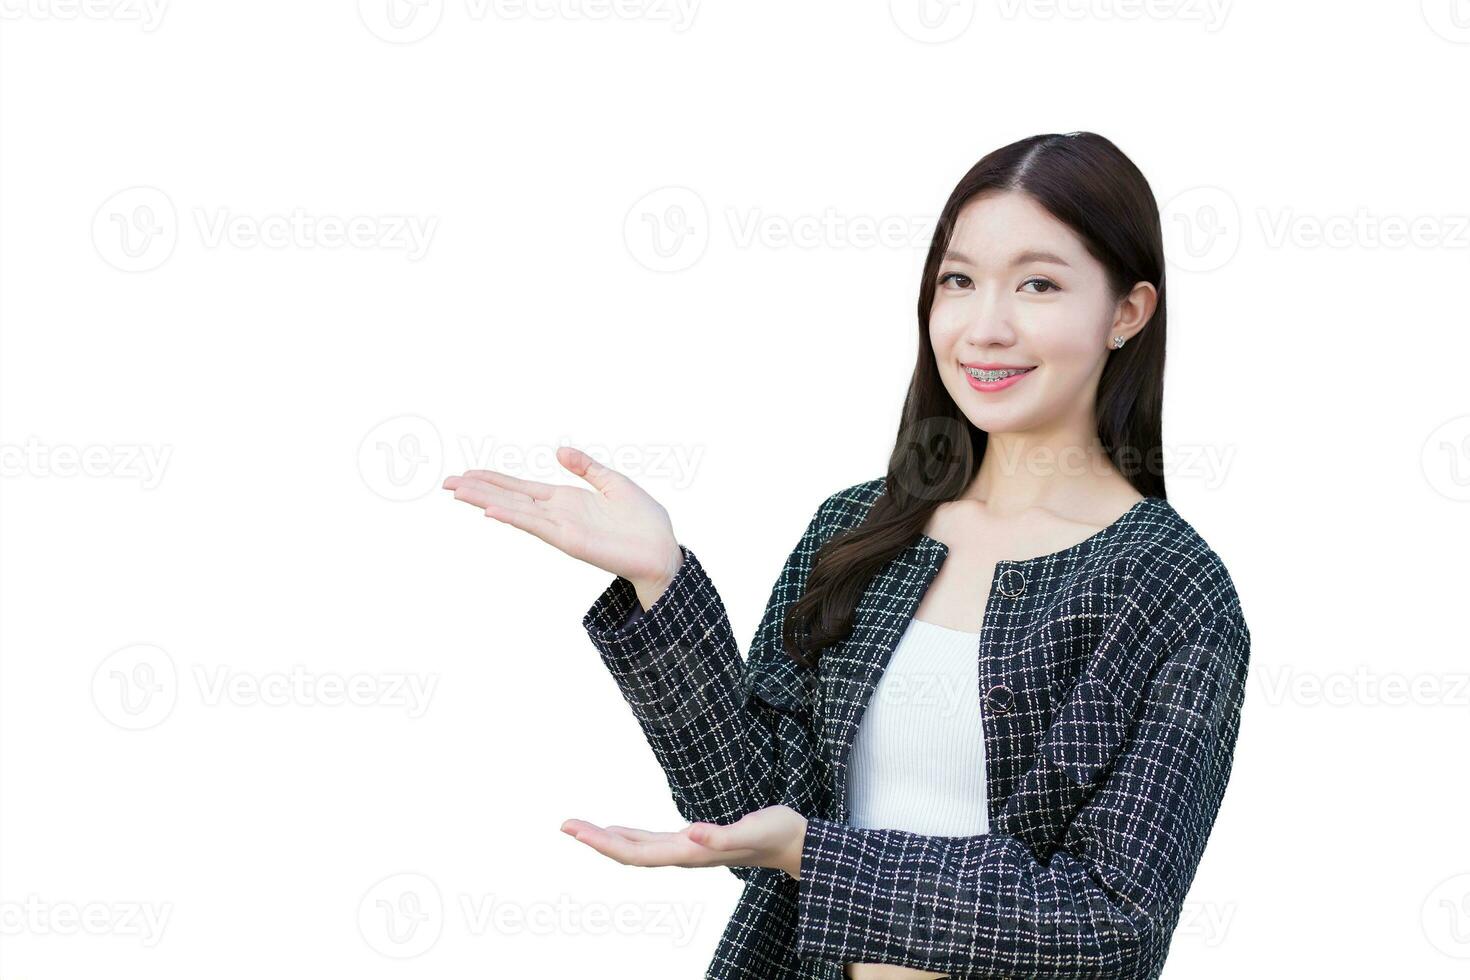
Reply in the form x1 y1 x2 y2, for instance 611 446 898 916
1020 277 1059 294
938 271 972 288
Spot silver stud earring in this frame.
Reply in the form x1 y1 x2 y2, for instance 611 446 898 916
1110 336 1126 349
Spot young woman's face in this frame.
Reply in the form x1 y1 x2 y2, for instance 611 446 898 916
929 190 1130 438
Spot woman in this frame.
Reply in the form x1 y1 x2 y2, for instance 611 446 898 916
443 131 1251 980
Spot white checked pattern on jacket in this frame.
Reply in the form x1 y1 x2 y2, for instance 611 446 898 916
581 477 1251 979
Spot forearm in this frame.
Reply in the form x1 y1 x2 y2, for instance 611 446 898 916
583 544 787 828
795 820 1155 978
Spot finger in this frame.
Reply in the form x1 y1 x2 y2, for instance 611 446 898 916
447 482 565 544
448 478 537 513
442 475 535 508
556 446 621 494
565 822 681 846
603 825 682 843
563 818 688 843
566 823 699 868
443 468 558 502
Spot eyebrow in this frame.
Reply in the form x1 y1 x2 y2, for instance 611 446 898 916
942 248 1072 268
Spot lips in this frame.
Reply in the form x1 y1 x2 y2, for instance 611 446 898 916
962 364 1035 391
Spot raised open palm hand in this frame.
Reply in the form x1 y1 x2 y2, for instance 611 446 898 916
561 808 947 980
442 445 683 590
560 804 808 879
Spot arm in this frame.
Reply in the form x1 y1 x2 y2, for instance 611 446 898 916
581 498 833 879
794 606 1252 979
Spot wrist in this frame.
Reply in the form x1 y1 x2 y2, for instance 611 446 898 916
631 545 683 612
783 814 808 880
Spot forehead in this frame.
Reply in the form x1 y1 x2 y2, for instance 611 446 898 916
946 191 1085 265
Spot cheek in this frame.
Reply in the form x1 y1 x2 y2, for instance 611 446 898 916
928 303 966 352
1028 303 1103 363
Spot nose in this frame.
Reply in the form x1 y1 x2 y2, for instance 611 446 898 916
956 286 1020 351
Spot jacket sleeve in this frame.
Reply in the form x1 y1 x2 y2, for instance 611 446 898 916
581 498 832 880
793 604 1252 978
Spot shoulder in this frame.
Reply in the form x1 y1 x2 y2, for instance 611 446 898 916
800 476 888 540
1109 496 1249 637
817 476 882 514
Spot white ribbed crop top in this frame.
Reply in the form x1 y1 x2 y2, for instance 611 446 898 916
845 617 990 837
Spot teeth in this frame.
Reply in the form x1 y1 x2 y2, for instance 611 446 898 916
966 367 1031 381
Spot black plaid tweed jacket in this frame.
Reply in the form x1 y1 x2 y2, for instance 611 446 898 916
581 476 1251 979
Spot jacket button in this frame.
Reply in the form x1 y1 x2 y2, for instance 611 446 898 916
997 568 1026 597
985 684 1014 714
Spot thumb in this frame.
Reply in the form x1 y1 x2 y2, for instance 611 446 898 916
686 822 724 847
557 445 620 494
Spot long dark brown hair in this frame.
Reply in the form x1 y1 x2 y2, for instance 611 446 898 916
783 131 1167 670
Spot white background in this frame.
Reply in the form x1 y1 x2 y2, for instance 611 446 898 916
3 1 1469 977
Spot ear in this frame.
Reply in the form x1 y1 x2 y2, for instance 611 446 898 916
1112 280 1158 342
